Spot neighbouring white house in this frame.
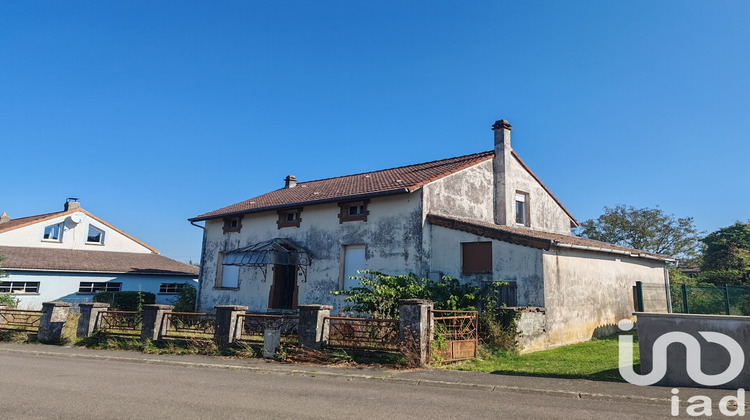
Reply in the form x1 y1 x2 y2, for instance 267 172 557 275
189 119 674 352
0 199 198 309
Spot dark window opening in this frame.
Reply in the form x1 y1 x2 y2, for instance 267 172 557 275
78 282 122 294
277 208 302 228
222 216 243 234
338 200 369 223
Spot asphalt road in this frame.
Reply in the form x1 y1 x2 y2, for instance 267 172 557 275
0 351 679 419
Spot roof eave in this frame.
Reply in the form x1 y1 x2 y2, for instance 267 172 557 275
189 188 412 222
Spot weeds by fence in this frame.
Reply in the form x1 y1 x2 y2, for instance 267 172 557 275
325 316 399 352
238 314 299 343
162 312 215 340
97 310 142 337
0 308 43 332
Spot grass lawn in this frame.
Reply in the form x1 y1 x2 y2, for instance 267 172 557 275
447 334 639 382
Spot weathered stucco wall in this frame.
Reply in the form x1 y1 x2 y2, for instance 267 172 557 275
428 224 545 306
542 247 667 348
422 159 495 224
501 157 572 235
0 211 153 253
198 193 425 313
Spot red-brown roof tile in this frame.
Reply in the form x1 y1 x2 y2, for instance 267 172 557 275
426 214 674 261
0 246 199 276
192 151 495 221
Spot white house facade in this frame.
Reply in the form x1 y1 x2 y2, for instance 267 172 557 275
0 200 198 309
190 119 673 351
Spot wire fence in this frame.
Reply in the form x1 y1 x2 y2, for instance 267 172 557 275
670 283 750 316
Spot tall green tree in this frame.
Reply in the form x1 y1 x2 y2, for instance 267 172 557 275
578 204 701 261
699 222 750 285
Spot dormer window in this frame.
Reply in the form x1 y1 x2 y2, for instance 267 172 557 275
277 208 302 229
222 216 243 234
338 200 369 223
515 191 530 227
87 225 105 244
42 223 63 242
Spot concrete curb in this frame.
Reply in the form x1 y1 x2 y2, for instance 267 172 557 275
0 347 671 406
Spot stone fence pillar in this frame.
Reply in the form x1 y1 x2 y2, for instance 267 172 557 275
141 304 173 341
398 299 433 367
298 304 332 349
214 305 248 345
77 303 110 338
38 301 72 343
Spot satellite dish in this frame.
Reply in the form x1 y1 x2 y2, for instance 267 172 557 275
68 212 85 224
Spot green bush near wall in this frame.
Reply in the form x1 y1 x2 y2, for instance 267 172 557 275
93 291 155 311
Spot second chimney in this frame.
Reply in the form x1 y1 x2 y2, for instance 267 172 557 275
0 212 10 224
492 119 512 226
284 175 297 189
64 198 81 211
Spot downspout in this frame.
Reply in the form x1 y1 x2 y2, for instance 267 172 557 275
190 220 207 312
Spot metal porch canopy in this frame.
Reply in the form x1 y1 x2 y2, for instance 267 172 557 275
222 238 310 281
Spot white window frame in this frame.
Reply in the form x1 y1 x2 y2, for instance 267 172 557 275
515 191 530 227
340 244 366 291
86 225 105 245
42 223 64 242
0 281 40 294
159 283 185 294
216 253 240 289
78 282 122 294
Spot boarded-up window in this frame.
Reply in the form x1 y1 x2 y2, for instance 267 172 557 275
461 242 492 274
342 244 366 290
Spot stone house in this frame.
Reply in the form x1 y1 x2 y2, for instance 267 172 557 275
190 119 673 351
0 200 198 309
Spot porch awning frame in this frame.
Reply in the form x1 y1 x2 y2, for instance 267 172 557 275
222 238 310 282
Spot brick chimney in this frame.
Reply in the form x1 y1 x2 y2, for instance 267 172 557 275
492 119 512 226
0 212 10 224
64 198 81 211
284 175 297 189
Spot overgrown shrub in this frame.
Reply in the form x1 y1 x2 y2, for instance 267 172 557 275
331 271 505 318
0 293 16 308
331 271 519 351
93 291 155 311
172 283 197 312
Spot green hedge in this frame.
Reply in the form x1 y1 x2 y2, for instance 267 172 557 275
93 291 155 311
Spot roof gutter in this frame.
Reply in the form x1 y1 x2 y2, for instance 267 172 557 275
552 242 675 262
190 220 207 312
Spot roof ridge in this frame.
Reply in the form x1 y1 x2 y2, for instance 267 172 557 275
288 150 494 186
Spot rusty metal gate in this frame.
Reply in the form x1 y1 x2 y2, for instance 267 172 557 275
430 310 478 362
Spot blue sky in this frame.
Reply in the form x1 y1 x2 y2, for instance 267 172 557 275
1 1 748 263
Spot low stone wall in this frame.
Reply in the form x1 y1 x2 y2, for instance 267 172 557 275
516 308 548 353
636 312 750 389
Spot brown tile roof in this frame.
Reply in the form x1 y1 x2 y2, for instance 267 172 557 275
0 246 199 276
0 208 159 254
0 211 66 233
191 151 496 221
426 214 674 262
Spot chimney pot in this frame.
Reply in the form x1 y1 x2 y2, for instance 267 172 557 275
492 119 512 131
64 198 81 211
284 175 297 189
0 212 10 224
